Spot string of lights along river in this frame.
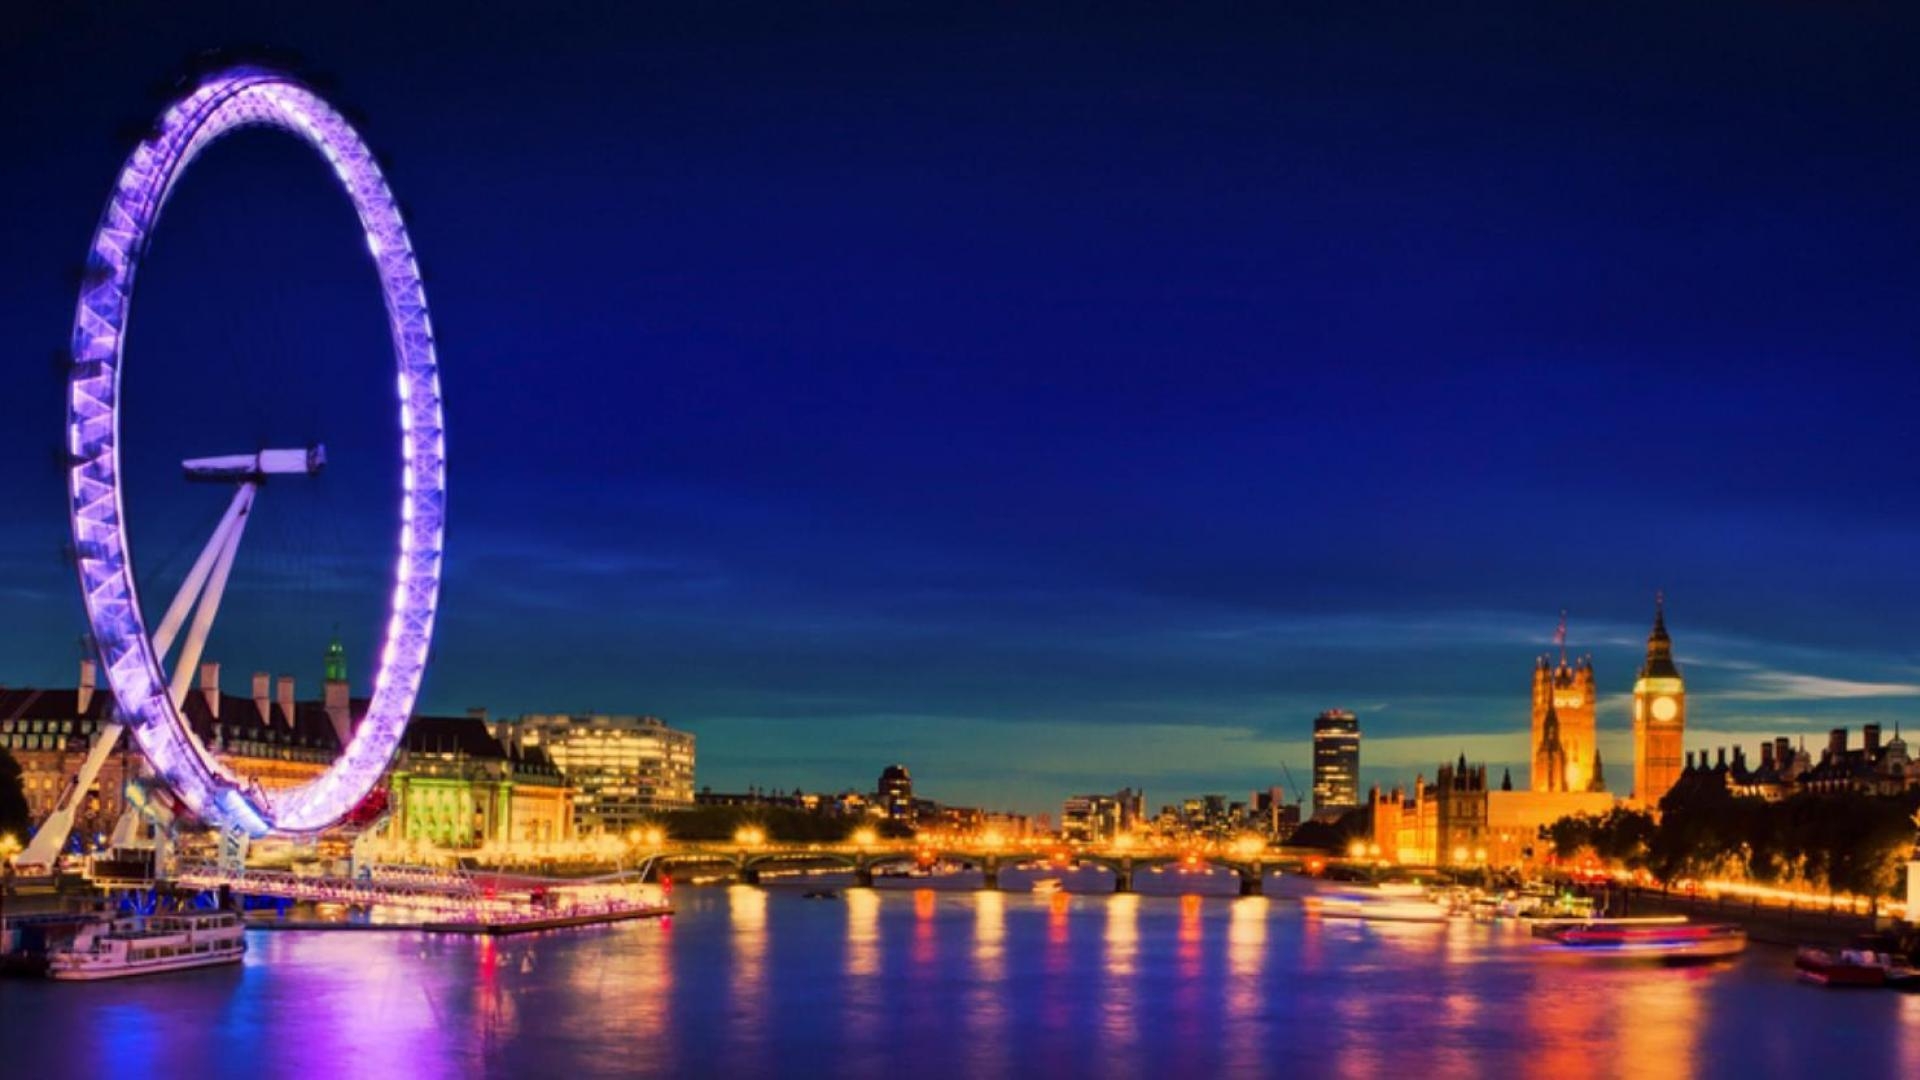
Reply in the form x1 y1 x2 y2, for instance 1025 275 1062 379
4 882 1918 1078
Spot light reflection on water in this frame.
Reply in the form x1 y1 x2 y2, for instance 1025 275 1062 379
4 886 1918 1078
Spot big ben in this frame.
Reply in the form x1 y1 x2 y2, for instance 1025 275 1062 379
1632 595 1685 806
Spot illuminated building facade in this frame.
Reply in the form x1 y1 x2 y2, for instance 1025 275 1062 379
1531 633 1599 792
1311 709 1360 820
1631 598 1686 806
0 659 342 851
384 714 573 848
508 714 696 834
1061 793 1125 843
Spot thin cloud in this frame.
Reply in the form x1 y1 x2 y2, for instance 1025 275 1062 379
1718 671 1920 702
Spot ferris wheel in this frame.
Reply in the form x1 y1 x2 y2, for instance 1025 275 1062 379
55 66 446 839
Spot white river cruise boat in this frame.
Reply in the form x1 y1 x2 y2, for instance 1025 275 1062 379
47 911 246 981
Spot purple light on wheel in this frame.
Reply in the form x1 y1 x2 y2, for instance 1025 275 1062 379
66 67 446 835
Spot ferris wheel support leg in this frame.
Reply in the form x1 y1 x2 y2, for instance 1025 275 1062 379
167 483 257 710
150 481 257 662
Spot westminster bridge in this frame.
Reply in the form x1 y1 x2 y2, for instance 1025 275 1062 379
634 838 1343 896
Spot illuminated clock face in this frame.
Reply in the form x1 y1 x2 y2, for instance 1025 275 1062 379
1651 696 1679 722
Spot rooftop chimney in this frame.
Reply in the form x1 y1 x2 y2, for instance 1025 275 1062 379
1775 737 1792 767
77 658 96 715
199 662 220 719
1761 742 1775 769
1864 724 1882 757
1829 728 1847 761
276 675 295 729
324 677 351 747
253 672 271 725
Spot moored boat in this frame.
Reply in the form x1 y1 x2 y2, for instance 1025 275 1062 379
47 911 246 981
1794 946 1920 989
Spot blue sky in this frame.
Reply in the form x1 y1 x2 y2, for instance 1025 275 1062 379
5 3 1920 814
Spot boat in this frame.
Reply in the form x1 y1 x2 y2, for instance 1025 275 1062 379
1301 883 1449 923
1537 919 1746 962
1795 946 1920 989
47 911 246 981
1030 878 1063 896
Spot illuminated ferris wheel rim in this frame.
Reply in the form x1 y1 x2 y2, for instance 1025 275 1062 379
65 66 446 836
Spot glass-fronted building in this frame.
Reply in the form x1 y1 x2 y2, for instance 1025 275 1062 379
508 714 696 834
1312 709 1361 820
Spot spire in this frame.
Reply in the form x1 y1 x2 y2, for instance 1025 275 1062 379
1500 767 1513 792
1590 748 1606 792
1640 593 1680 679
1555 609 1568 667
324 635 347 683
1536 695 1567 792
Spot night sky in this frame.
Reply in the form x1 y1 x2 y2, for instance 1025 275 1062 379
5 3 1920 814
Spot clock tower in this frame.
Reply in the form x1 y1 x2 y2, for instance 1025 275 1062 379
1632 595 1686 807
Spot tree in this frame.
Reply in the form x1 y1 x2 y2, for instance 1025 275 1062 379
0 747 29 843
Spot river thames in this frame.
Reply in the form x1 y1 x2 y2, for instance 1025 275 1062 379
4 878 1919 1078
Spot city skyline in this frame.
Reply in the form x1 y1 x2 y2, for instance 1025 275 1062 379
6 5 1920 817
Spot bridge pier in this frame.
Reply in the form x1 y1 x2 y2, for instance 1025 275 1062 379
981 858 1000 891
739 865 761 886
853 864 874 888
1114 861 1134 894
1238 867 1264 897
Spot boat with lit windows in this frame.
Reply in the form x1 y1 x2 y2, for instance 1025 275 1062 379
1538 919 1745 962
46 911 246 981
1301 883 1449 923
1794 946 1920 989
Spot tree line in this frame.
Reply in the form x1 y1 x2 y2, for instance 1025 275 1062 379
1547 782 1920 900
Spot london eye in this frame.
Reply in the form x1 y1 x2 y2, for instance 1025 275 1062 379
59 66 446 839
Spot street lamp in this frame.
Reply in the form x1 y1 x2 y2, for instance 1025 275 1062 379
1348 840 1368 860
734 826 765 848
851 827 878 850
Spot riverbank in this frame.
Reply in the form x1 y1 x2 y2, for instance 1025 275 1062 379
1595 884 1894 947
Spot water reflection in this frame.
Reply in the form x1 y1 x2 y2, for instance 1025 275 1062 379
7 890 1920 1077
1613 964 1701 1079
843 887 883 1055
1102 893 1141 1073
846 887 880 977
1223 897 1268 1075
968 890 1010 1076
725 885 768 1075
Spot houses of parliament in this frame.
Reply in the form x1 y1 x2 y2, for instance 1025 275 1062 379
1530 600 1686 805
1371 599 1687 866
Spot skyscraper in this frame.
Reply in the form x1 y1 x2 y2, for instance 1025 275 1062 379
1632 596 1686 806
1312 709 1361 820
